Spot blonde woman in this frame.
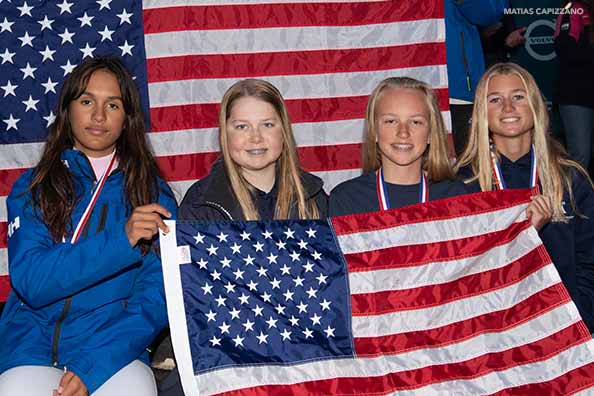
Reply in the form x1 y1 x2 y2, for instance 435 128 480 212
179 78 327 221
329 77 465 217
456 62 594 332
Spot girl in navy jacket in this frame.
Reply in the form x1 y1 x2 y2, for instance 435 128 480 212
455 62 594 333
159 78 327 396
329 77 465 217
0 57 177 395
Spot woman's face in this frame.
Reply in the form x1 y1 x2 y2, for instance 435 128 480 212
226 96 284 177
487 73 534 146
69 69 125 158
376 87 430 174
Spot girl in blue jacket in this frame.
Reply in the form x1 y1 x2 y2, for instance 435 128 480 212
0 57 177 395
455 62 594 333
329 77 466 217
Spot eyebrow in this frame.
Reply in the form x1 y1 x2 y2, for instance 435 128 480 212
487 89 526 96
80 91 123 101
380 113 428 118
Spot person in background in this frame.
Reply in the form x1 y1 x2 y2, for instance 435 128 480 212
445 0 508 156
554 0 594 170
0 57 177 395
456 62 594 333
329 77 466 217
158 78 328 396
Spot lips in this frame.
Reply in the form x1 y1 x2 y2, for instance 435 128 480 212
500 117 520 123
85 126 109 135
390 143 414 151
246 148 267 155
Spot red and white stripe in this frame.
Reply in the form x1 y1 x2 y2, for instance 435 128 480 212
176 189 594 395
0 1 448 300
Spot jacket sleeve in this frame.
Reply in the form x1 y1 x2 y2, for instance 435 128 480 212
455 0 508 27
554 11 593 64
66 188 178 393
6 177 143 309
572 173 594 330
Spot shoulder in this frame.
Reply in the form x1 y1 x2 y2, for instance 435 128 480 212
178 176 211 220
7 169 35 203
156 177 178 214
329 172 377 217
429 179 469 200
300 171 326 199
330 172 375 198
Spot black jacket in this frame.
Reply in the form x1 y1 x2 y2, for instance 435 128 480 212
179 159 328 221
459 151 594 332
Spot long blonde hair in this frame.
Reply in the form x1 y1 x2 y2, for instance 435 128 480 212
455 62 592 221
219 79 319 220
362 77 454 181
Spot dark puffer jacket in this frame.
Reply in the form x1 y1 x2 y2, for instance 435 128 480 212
179 160 328 221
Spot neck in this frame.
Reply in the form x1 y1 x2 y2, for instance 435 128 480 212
382 161 423 185
492 135 532 161
242 165 276 193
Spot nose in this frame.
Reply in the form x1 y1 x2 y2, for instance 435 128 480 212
91 105 106 123
396 122 410 138
502 97 515 113
248 127 264 143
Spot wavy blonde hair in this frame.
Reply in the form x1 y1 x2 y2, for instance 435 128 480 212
362 77 454 181
219 79 319 220
455 62 592 221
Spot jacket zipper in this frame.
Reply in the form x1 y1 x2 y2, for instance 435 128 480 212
52 162 110 367
203 201 234 220
460 31 472 92
52 298 72 366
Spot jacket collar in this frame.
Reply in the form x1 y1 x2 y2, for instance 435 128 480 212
200 159 325 220
61 149 121 182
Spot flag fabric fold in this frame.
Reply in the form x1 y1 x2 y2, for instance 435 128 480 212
160 189 594 396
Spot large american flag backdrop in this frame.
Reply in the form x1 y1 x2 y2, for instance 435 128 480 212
161 190 594 395
0 1 448 302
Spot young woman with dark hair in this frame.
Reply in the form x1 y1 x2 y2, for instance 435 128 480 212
0 57 177 395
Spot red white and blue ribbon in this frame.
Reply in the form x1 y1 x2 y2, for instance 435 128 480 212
491 144 538 191
376 167 428 211
69 152 117 244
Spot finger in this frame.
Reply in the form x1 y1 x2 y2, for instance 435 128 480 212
131 207 170 233
58 371 75 392
61 376 83 396
532 196 552 216
133 203 171 218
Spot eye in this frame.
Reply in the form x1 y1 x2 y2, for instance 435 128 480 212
383 118 396 125
488 97 501 104
512 94 525 101
234 123 248 131
108 102 120 110
263 121 275 128
411 119 426 126
80 99 92 105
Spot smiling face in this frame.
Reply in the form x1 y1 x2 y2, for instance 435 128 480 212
68 69 125 158
226 96 284 181
376 87 430 182
487 73 534 149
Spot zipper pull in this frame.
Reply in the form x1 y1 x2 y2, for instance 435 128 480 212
466 75 472 92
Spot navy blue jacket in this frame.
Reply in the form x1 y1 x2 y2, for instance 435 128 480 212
0 150 177 393
445 0 508 101
329 171 467 217
179 160 328 221
461 151 594 332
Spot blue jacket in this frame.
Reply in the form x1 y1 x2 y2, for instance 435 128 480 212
459 151 594 332
445 0 507 102
0 150 177 393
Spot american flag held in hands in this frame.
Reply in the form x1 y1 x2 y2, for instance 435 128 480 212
0 0 449 301
160 190 594 395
